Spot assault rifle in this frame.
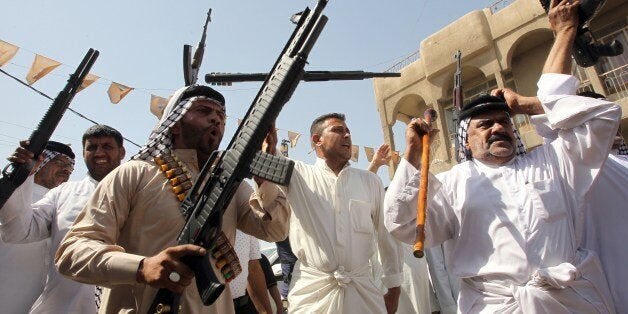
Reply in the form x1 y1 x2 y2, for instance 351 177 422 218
0 49 99 208
205 70 400 85
183 8 212 86
452 50 463 163
539 0 623 67
147 1 329 313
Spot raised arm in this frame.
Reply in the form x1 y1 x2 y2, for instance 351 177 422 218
543 0 580 74
367 144 392 173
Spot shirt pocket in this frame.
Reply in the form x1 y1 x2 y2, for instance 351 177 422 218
526 179 567 223
350 199 374 235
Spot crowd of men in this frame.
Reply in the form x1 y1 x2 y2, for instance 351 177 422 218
1 0 626 313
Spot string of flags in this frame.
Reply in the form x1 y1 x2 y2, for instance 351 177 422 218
236 118 402 164
1 39 146 106
1 39 407 165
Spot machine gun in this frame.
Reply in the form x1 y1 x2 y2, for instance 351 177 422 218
539 0 623 67
183 8 212 86
205 70 400 85
0 49 99 208
147 1 330 313
452 50 463 163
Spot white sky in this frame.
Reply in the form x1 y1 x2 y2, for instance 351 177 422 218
1 0 498 187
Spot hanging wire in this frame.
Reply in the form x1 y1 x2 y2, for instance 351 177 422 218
0 68 142 148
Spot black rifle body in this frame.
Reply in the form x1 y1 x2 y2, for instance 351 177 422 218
147 1 329 313
539 0 623 67
205 70 400 84
452 50 463 163
0 49 99 208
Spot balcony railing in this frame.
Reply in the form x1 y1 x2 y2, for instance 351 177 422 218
384 51 420 73
489 0 516 14
600 63 628 101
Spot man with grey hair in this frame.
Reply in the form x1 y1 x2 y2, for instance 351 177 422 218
489 87 628 312
0 141 74 314
55 85 289 313
384 0 620 312
1 125 125 313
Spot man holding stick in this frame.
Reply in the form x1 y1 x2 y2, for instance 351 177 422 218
384 0 620 312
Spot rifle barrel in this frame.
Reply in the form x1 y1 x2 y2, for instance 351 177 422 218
205 70 400 84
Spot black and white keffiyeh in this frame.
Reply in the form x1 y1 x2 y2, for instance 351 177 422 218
34 149 75 173
132 86 223 161
616 138 628 156
456 113 527 162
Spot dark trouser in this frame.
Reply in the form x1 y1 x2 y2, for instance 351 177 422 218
276 238 298 299
233 295 258 314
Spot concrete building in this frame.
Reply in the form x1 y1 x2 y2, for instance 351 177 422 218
373 0 628 178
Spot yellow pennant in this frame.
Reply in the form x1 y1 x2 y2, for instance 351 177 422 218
150 95 170 119
26 54 61 85
288 131 301 148
391 151 401 164
0 40 19 67
351 145 359 162
77 73 99 93
364 146 375 162
107 82 133 104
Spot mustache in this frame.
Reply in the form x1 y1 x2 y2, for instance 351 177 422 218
488 133 512 145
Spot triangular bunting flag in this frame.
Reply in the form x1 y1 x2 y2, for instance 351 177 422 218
288 131 301 148
26 54 61 85
364 146 375 162
77 73 99 93
391 151 401 165
107 82 133 104
351 145 359 162
150 95 170 119
0 40 19 67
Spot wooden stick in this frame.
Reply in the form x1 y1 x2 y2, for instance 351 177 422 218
413 108 436 258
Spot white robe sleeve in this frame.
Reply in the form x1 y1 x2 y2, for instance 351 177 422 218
537 73 621 198
384 158 455 247
0 176 55 243
372 178 403 289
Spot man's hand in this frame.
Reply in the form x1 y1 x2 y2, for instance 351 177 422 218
543 0 579 74
491 88 544 116
548 0 579 36
254 125 278 186
6 140 43 175
136 244 206 294
383 286 401 314
262 125 278 156
367 144 392 173
404 118 437 168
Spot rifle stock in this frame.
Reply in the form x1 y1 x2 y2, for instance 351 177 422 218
147 1 329 313
0 49 99 208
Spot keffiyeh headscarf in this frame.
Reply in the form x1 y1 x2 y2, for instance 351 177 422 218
132 85 226 161
456 115 527 162
34 141 75 173
615 137 628 156
456 94 526 162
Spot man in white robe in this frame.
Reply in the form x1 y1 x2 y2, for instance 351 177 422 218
491 89 628 313
282 113 403 314
0 141 74 314
0 125 125 313
383 1 620 312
